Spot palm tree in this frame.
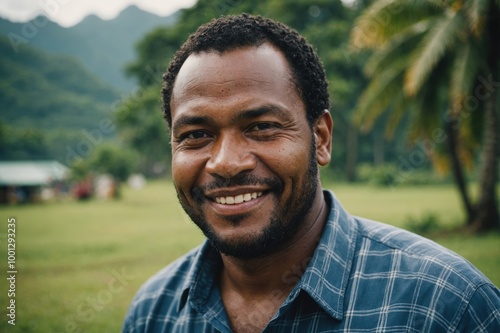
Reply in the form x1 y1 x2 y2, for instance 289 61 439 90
350 0 499 231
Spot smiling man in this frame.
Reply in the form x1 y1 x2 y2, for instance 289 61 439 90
122 14 499 333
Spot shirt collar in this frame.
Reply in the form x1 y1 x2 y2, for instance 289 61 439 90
294 190 357 320
178 190 358 321
178 241 220 312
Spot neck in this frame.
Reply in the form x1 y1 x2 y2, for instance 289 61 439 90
219 190 328 300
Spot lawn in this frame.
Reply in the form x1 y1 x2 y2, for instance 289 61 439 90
0 180 498 332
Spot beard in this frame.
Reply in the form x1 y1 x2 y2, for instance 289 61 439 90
177 140 319 259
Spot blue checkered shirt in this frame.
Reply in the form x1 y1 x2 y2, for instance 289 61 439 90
123 190 500 332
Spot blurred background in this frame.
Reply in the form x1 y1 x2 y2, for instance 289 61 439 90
0 0 499 331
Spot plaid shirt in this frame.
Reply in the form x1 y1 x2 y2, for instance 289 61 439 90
123 190 500 332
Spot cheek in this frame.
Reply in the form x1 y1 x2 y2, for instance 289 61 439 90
263 141 311 180
172 152 204 190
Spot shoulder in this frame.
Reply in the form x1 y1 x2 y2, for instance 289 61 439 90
122 245 203 332
354 216 489 286
350 217 499 330
140 245 200 291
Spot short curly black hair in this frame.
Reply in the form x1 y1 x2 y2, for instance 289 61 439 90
162 13 330 128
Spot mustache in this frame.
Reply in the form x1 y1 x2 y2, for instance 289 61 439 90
192 173 283 202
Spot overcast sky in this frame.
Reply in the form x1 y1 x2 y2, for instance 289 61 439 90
0 0 197 27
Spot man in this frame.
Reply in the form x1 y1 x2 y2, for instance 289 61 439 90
123 14 499 332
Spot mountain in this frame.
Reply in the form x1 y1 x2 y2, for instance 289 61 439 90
0 32 124 162
0 5 179 91
0 6 178 162
0 34 118 130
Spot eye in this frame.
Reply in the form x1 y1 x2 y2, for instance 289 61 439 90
249 122 278 131
177 130 211 143
246 122 282 141
185 131 209 139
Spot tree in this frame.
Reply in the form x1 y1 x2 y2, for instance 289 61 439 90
87 144 138 182
351 0 500 230
0 122 51 160
68 144 137 200
115 86 170 177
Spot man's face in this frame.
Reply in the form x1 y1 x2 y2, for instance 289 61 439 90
170 44 325 258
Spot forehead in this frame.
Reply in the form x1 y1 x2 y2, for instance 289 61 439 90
171 44 298 110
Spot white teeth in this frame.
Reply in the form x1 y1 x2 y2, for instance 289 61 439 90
215 192 263 205
234 195 244 204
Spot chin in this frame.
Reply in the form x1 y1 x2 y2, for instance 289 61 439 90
201 216 289 259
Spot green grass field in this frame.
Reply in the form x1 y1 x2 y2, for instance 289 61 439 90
0 181 498 332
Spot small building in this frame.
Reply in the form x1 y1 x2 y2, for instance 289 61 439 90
0 161 69 204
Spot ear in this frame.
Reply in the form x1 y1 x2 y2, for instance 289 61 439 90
313 110 333 166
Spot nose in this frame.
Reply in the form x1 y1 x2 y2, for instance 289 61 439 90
205 133 256 179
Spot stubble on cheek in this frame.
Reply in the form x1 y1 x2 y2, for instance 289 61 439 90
174 185 200 218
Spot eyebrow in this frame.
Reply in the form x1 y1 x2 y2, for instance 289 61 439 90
233 105 289 123
172 104 290 134
172 115 212 135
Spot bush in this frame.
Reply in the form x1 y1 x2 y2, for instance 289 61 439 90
356 163 450 187
357 163 398 186
87 144 138 182
405 212 440 235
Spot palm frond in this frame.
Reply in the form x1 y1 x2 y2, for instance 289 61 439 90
450 41 483 114
366 19 432 77
405 11 465 96
350 0 442 49
354 59 407 131
407 61 450 141
431 152 451 175
465 0 489 36
384 92 408 139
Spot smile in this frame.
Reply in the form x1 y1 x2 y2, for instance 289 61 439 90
215 192 263 205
